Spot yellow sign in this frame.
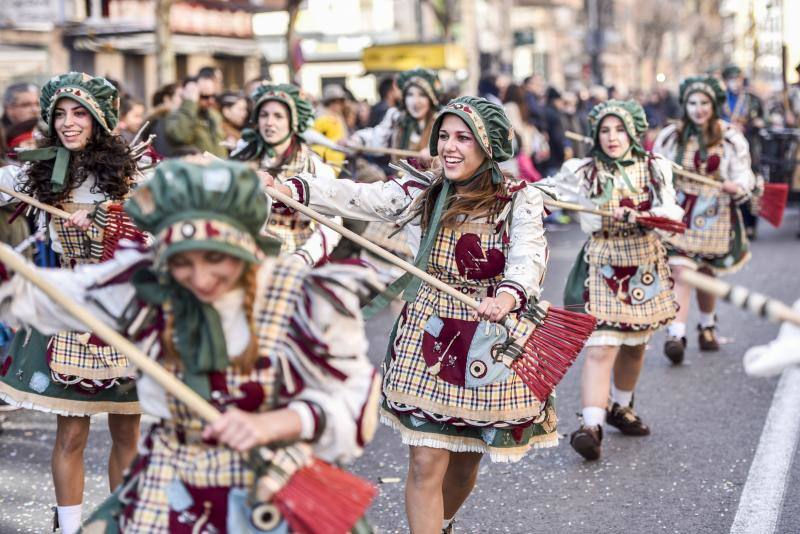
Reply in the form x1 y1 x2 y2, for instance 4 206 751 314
362 43 467 72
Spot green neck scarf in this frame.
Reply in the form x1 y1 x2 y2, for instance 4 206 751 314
362 159 493 318
676 122 706 165
19 146 71 192
240 128 294 160
592 145 639 198
132 268 229 400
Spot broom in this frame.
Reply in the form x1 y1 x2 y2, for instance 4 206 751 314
564 130 789 227
0 244 377 534
544 198 687 234
0 186 146 261
258 177 597 402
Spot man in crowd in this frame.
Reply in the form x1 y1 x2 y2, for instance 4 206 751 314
164 73 227 157
369 76 400 127
2 83 40 150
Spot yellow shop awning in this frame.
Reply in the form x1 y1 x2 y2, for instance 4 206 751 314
362 43 467 72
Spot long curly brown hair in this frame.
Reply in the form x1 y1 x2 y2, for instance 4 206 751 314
418 167 509 230
20 126 136 205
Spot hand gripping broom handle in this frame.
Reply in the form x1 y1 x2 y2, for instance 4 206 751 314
264 185 484 311
0 185 104 232
680 269 800 327
564 131 723 189
0 244 222 423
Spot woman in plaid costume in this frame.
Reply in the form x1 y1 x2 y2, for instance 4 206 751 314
653 76 755 363
230 83 341 264
271 96 554 533
0 159 380 533
0 72 140 533
538 100 683 461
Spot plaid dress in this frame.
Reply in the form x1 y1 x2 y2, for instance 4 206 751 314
562 159 678 347
381 205 558 463
83 256 320 533
0 196 139 416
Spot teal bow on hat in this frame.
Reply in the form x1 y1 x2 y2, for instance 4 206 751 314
18 146 71 193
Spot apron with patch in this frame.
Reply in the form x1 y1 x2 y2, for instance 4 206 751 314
382 199 557 459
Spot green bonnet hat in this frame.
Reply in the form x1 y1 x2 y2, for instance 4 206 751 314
587 99 649 158
234 83 314 161
126 159 280 266
429 96 514 184
19 72 120 192
679 75 726 116
398 68 443 108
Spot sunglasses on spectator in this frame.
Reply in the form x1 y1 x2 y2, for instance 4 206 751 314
199 94 217 101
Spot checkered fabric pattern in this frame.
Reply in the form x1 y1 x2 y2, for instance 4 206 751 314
52 201 105 265
48 332 132 379
123 428 256 532
594 159 653 235
585 232 676 328
384 218 547 422
666 140 732 256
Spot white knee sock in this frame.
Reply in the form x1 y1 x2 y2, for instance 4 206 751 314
582 406 606 427
57 504 82 534
668 322 686 338
699 312 716 328
611 385 633 407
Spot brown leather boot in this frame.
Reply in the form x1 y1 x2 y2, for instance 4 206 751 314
663 335 687 365
606 401 651 436
698 324 720 351
570 424 603 461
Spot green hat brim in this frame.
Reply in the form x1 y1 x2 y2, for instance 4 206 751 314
49 91 112 134
158 239 260 267
429 108 492 159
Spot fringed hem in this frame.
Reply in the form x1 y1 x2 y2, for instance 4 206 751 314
0 383 141 417
668 250 751 275
586 330 652 347
384 390 545 422
380 413 558 464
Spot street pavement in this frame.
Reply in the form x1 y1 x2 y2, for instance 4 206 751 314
0 211 798 533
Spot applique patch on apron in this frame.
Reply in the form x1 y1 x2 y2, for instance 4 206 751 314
599 264 661 305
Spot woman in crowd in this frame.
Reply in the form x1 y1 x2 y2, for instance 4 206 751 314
539 100 682 460
0 72 140 533
653 76 755 364
271 96 563 534
231 83 341 263
219 91 248 149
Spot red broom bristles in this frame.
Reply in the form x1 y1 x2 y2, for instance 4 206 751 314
100 204 147 261
759 182 789 228
637 215 687 234
274 459 377 534
510 306 596 402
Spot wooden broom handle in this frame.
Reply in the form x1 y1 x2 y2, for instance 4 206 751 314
543 198 611 217
0 185 104 231
0 244 222 423
564 131 723 189
264 185 483 310
340 144 421 159
680 269 800 327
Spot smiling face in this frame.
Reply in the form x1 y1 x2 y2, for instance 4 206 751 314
168 250 247 304
685 91 714 127
404 85 432 120
597 115 631 160
436 114 486 182
53 98 94 151
258 100 292 148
